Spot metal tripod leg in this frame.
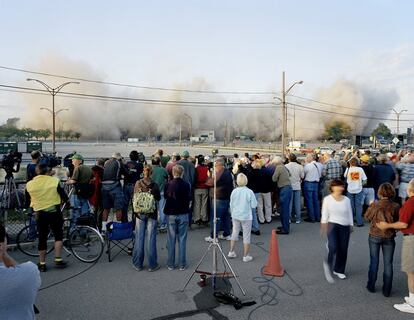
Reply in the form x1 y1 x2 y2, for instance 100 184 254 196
181 242 213 292
216 242 246 296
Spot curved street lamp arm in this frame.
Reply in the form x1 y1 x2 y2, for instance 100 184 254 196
27 78 53 93
285 81 304 95
55 81 80 94
40 107 53 114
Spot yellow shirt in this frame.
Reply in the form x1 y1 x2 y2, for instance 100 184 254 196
26 175 61 211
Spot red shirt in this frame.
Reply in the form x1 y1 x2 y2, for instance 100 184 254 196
195 165 209 189
399 196 414 234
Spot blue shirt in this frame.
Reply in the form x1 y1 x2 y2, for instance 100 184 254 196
0 261 41 320
229 186 257 220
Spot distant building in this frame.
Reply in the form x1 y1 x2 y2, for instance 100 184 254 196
190 130 215 142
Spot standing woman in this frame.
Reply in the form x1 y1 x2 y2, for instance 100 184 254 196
321 179 354 281
132 165 161 272
364 183 400 296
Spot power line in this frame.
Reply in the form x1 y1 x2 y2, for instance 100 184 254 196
0 65 276 95
0 86 277 109
287 93 414 116
287 102 412 122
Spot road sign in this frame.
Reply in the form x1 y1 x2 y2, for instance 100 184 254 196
393 137 400 145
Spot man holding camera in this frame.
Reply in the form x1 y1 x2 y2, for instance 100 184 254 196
66 154 93 231
0 224 41 319
26 164 69 272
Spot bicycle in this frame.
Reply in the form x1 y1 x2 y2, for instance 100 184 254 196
16 193 104 263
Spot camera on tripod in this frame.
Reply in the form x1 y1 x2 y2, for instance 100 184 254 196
40 153 62 168
212 148 219 156
0 151 23 174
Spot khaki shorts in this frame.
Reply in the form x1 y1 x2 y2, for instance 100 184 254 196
402 236 414 273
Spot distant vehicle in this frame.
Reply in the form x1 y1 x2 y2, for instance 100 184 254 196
339 139 349 145
314 146 334 154
287 141 313 154
342 145 359 153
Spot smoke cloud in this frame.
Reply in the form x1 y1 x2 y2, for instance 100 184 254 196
20 53 399 142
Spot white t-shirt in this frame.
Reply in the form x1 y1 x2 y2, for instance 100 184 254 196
344 166 367 194
0 261 41 320
321 195 354 226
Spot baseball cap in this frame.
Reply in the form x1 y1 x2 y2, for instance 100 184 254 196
112 152 122 160
360 155 370 163
181 150 190 158
72 154 84 161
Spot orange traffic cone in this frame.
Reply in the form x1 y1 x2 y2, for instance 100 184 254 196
263 229 285 277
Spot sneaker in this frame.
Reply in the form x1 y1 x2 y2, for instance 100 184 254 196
394 303 414 314
224 236 232 241
37 263 47 272
323 261 334 284
54 259 68 269
148 264 160 272
228 251 237 258
296 220 301 224
167 266 175 271
243 255 253 262
333 271 347 280
218 234 226 240
204 236 214 242
179 266 187 271
133 265 143 272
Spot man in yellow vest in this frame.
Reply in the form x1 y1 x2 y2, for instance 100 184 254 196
26 164 69 272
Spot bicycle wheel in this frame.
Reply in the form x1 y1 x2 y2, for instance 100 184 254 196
16 225 55 257
69 226 104 263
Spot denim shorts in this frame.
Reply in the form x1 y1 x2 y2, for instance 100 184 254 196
102 183 125 210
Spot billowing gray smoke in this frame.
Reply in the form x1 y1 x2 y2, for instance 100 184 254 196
291 79 399 140
21 53 279 141
20 54 399 141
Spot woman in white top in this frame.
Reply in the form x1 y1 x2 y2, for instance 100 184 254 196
321 179 354 282
344 157 367 227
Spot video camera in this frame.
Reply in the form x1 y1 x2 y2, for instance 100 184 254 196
0 151 23 174
137 152 146 164
40 153 62 168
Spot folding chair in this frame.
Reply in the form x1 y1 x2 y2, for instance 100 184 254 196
106 221 134 262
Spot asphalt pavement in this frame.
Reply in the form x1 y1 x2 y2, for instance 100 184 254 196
9 219 414 320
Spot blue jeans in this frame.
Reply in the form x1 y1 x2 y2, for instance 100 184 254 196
303 182 320 221
289 190 302 222
132 216 158 269
158 192 167 229
326 223 351 274
123 184 134 222
279 186 293 232
347 191 364 225
70 194 91 232
251 194 260 232
167 214 189 268
367 235 395 296
210 199 231 237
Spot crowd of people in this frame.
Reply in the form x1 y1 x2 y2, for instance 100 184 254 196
2 147 414 316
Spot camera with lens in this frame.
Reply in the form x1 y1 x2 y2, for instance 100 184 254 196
137 152 146 164
0 151 23 174
212 148 219 156
40 153 62 168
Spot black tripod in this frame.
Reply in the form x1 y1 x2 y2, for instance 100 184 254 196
0 170 23 222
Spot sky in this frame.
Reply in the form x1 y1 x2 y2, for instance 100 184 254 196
0 0 413 135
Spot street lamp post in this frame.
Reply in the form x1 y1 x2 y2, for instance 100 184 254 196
40 107 69 145
27 78 79 153
392 108 408 135
281 71 303 154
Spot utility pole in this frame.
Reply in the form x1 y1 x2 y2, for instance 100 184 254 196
179 120 182 146
281 71 286 153
293 106 296 141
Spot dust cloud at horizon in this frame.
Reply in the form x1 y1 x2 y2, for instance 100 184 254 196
18 53 399 141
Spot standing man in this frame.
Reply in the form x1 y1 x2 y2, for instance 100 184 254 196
323 151 343 197
66 154 93 231
151 157 169 232
26 150 41 182
0 224 41 319
303 154 322 222
26 164 69 271
101 153 126 233
396 154 414 205
285 154 304 224
272 156 293 234
193 155 210 225
205 159 234 241
378 179 414 314
164 165 192 271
